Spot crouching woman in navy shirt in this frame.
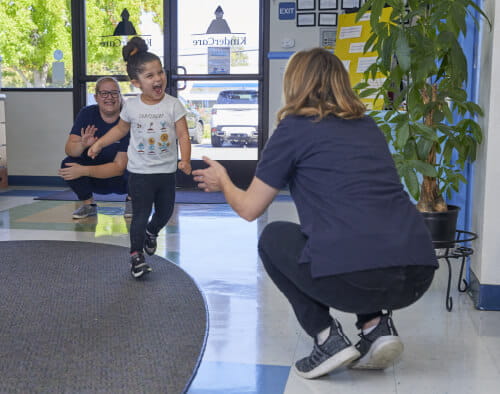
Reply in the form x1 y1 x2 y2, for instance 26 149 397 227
59 77 131 219
193 48 438 379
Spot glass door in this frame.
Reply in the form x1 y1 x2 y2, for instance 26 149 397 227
72 1 164 120
167 0 266 188
73 0 266 188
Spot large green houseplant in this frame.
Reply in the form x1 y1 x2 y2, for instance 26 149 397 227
355 0 489 214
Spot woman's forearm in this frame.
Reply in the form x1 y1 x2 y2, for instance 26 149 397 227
65 140 86 157
86 162 125 179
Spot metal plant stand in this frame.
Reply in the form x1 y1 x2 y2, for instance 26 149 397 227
433 230 478 311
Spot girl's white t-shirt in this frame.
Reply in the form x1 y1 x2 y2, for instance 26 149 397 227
120 94 187 174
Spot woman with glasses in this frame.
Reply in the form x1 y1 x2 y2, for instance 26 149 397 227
59 76 132 219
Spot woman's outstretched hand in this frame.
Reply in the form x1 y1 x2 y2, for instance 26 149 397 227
192 156 228 192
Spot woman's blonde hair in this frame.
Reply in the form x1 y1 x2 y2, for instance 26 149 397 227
95 76 121 94
277 48 366 122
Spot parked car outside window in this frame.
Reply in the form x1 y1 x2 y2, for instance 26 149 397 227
179 96 205 144
210 90 258 147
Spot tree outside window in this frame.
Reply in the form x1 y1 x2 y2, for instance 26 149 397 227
0 0 162 88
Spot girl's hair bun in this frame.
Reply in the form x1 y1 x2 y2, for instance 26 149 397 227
122 36 149 62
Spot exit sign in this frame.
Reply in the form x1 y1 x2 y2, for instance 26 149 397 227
279 2 296 20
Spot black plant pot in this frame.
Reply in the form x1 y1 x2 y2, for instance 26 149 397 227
421 205 460 248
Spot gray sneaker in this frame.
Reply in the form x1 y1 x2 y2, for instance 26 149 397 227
72 204 97 219
294 319 361 379
124 199 133 218
350 313 404 370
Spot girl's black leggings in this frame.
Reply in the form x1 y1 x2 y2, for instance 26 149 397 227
128 172 176 254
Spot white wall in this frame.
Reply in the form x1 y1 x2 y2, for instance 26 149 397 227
268 0 332 134
4 91 73 177
473 0 500 285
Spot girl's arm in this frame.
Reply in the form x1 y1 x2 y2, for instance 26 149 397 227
193 156 279 221
175 116 192 175
88 119 130 159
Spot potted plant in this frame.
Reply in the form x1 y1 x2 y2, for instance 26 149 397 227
354 0 490 244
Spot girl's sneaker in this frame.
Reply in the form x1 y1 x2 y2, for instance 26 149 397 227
350 313 404 370
144 231 158 255
130 252 152 279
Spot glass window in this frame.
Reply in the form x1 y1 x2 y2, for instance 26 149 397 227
178 80 259 160
0 2 73 88
85 2 163 76
178 1 260 75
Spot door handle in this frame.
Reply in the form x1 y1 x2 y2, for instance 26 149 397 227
177 66 187 91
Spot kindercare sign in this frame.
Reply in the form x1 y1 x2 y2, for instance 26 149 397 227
192 6 247 48
192 35 247 47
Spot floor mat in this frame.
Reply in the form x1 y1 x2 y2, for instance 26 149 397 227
0 240 207 393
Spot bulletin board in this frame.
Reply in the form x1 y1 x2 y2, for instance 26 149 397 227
334 8 392 109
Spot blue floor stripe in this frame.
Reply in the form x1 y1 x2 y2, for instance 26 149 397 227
0 189 60 197
188 361 290 394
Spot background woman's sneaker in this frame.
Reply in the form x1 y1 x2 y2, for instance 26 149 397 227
130 252 152 279
350 313 404 370
72 204 97 219
294 319 360 379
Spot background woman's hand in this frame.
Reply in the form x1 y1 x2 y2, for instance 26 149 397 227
58 162 86 180
80 125 98 148
192 156 228 192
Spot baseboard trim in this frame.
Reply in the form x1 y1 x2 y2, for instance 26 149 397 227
468 270 500 310
8 176 66 187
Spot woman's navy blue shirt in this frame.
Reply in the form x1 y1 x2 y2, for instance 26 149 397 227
70 105 129 166
256 114 438 278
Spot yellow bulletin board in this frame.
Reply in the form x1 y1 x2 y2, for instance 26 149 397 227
334 8 392 110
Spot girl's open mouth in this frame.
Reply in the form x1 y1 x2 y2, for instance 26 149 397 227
153 85 163 95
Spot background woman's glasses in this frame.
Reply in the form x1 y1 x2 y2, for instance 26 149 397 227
97 90 120 98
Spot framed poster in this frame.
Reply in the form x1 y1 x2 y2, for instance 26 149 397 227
319 0 338 10
297 13 316 26
341 0 361 9
297 0 316 11
319 13 338 26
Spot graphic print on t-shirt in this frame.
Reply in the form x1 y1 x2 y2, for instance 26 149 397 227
159 133 170 152
147 137 156 154
122 94 185 173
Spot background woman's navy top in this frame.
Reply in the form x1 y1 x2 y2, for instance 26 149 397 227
256 115 438 278
70 105 129 166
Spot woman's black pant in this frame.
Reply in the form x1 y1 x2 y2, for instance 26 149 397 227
61 156 128 201
258 221 436 337
128 172 176 254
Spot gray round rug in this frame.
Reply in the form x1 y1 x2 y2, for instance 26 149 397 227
0 240 208 394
